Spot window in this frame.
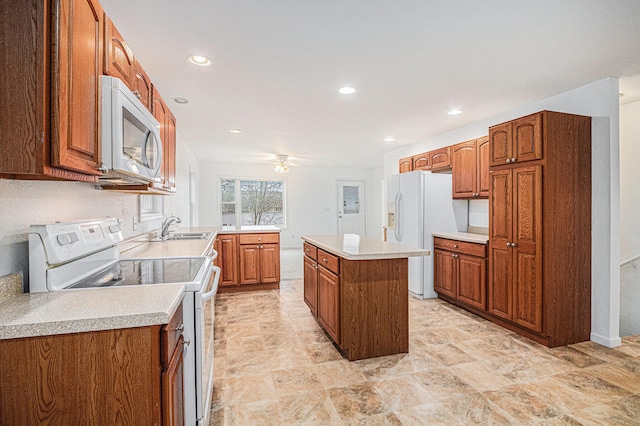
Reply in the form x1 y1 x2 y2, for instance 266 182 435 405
221 178 285 227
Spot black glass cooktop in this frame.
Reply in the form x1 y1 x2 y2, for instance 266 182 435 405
69 257 206 289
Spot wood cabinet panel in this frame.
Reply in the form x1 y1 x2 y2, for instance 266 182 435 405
259 244 280 283
51 0 103 176
218 235 239 286
457 254 486 310
303 242 318 260
317 249 339 274
434 248 456 298
239 233 280 245
317 266 340 344
162 338 185 426
512 114 543 163
104 15 134 87
239 245 260 284
412 153 430 171
434 237 486 258
303 255 318 315
133 59 152 110
452 140 478 199
489 169 512 243
488 245 513 320
489 122 512 166
0 327 163 424
430 146 452 171
477 136 490 197
399 157 413 173
164 111 177 191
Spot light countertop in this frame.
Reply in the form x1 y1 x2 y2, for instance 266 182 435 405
218 225 281 234
0 285 184 340
302 234 430 260
432 232 490 244
119 227 217 258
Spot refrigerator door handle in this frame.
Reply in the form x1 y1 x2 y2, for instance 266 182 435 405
394 193 402 241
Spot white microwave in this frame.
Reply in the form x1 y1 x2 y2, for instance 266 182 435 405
100 75 163 184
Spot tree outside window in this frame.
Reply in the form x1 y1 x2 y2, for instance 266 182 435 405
221 178 285 227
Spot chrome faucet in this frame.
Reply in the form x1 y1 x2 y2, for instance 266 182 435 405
160 215 181 239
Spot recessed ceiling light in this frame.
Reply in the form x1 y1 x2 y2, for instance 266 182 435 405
384 137 396 143
229 129 242 134
172 97 190 104
448 109 463 116
188 54 212 66
339 86 356 94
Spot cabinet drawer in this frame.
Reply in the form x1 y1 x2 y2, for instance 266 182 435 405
434 237 486 257
161 303 184 366
238 233 279 245
303 242 317 260
317 249 339 274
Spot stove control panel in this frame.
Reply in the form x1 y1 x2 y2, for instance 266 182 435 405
29 218 124 266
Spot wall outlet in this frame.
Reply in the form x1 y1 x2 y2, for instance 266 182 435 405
133 217 138 231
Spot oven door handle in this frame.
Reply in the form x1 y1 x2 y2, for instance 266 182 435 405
207 247 218 261
201 265 220 302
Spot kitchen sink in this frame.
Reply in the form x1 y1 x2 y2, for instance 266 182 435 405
151 232 212 241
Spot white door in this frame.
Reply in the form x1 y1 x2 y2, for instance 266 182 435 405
338 180 366 235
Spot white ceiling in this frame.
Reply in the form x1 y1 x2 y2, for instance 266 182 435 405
100 0 640 169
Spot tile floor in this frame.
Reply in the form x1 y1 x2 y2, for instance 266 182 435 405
210 281 640 425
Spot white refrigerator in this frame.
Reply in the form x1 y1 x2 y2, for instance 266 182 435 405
387 171 468 298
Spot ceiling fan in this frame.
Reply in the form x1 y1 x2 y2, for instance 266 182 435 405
274 154 292 173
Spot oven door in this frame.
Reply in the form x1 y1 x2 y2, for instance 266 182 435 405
194 265 220 424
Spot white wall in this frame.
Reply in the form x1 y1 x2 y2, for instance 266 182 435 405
619 100 640 336
0 132 196 288
165 134 200 227
198 162 377 249
383 78 621 347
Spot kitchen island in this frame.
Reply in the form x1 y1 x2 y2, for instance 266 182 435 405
302 234 429 361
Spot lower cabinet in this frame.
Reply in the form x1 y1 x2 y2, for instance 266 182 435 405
433 237 487 311
217 232 280 292
302 241 409 361
0 304 185 425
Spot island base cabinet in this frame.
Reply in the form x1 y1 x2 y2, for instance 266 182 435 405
302 241 409 361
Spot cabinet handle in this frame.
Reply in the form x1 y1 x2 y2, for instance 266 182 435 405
453 244 458 249
132 90 141 99
510 242 517 247
506 158 511 163
170 324 184 332
183 338 191 350
323 257 328 262
511 157 517 162
305 248 310 252
506 242 511 247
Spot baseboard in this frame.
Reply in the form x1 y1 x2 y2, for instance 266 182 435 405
590 332 622 348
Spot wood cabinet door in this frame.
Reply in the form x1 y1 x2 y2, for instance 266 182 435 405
162 337 185 426
452 140 477 198
151 89 167 186
133 59 152 110
164 111 177 191
488 169 513 320
259 244 280 283
104 16 134 88
433 249 456 298
430 146 452 171
512 166 543 333
219 235 238 286
457 254 486 310
489 122 512 167
399 157 413 173
239 245 260 284
317 267 340 344
303 255 318 315
50 0 103 176
512 113 543 164
412 153 430 171
477 136 490 197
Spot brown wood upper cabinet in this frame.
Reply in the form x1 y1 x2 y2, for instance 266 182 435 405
151 89 177 192
489 113 543 167
406 147 452 173
0 0 104 181
133 59 153 110
399 157 413 173
487 110 591 347
452 136 489 199
104 15 134 89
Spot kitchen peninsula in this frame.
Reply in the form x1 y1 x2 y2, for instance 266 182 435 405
302 234 429 361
